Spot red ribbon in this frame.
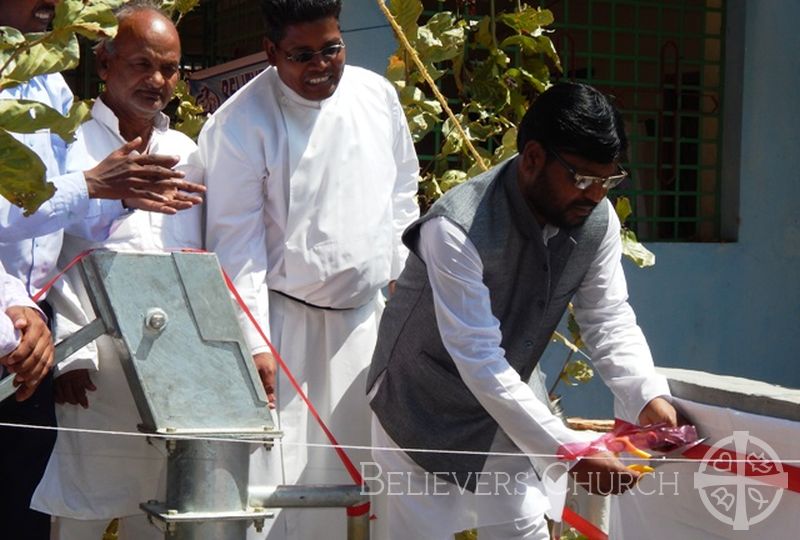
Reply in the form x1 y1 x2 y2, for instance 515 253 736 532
31 249 95 303
218 269 366 487
558 436 800 540
685 443 800 494
562 507 608 540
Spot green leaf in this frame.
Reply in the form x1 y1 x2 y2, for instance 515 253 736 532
561 359 594 386
416 24 464 64
474 16 493 48
0 98 92 143
389 0 423 41
441 117 464 155
519 61 550 93
0 128 53 216
468 53 510 109
438 169 467 192
162 0 201 17
419 12 465 63
419 175 443 207
53 0 121 40
0 27 26 49
621 228 656 268
172 79 207 141
615 195 633 223
566 309 585 349
493 126 518 162
0 31 80 90
174 115 205 140
418 99 442 115
406 109 438 142
386 54 406 83
398 84 425 106
499 7 554 35
499 34 537 53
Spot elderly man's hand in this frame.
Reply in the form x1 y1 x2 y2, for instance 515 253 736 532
2 306 54 401
638 396 680 427
54 369 96 409
85 137 206 214
253 352 277 409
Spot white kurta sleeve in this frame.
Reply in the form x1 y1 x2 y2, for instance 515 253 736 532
200 119 270 354
0 260 39 357
388 90 420 279
418 217 586 458
0 172 121 242
572 199 671 422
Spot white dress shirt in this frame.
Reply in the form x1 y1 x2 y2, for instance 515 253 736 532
0 260 39 357
0 73 123 297
200 65 420 353
419 201 670 456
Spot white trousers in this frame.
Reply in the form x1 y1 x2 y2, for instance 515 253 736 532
247 291 384 540
370 411 558 540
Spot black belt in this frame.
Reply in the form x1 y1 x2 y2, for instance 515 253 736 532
271 289 355 311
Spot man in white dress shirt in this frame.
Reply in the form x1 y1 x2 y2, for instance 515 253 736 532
367 82 680 540
27 4 202 539
200 1 420 538
0 1 206 537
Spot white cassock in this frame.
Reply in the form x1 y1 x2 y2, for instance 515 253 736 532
199 64 420 540
31 98 203 540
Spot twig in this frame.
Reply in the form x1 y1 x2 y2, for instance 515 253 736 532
376 0 489 173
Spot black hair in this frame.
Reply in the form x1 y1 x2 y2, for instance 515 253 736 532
516 82 628 163
261 0 342 45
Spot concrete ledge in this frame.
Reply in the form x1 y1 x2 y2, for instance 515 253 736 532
658 367 800 422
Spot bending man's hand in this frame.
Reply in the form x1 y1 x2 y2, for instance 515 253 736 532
638 396 680 427
253 352 277 409
2 306 54 401
84 137 206 214
569 450 640 495
54 369 96 409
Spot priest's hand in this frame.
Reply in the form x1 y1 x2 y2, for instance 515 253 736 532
569 450 640 495
54 369 97 409
2 306 53 401
638 396 680 427
253 352 277 409
84 137 206 214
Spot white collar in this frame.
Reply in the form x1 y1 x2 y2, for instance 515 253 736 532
275 65 345 110
92 96 171 145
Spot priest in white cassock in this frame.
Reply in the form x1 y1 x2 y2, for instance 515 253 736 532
199 1 420 538
30 5 202 539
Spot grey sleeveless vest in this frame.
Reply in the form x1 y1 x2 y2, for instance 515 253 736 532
367 157 609 490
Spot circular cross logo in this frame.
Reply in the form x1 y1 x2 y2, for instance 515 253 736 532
693 431 788 530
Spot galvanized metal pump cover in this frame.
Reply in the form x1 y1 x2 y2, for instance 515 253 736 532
79 250 278 440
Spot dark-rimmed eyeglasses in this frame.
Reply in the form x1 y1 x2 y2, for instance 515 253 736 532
549 149 628 190
280 42 345 64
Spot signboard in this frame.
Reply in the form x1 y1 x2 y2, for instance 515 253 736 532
188 52 269 114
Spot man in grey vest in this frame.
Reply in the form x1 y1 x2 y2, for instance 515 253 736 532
367 82 678 539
